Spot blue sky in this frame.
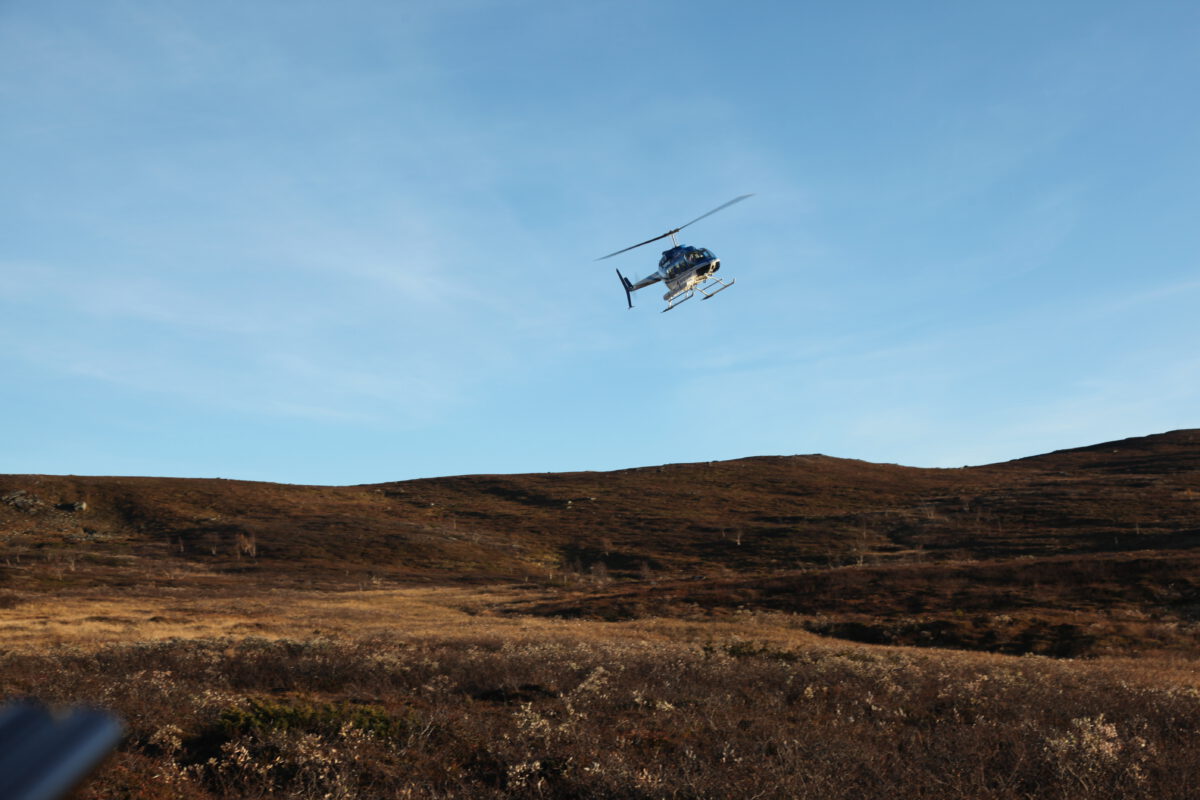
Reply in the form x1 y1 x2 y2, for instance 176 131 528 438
2 1 1197 484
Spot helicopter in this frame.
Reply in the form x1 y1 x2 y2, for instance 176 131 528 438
596 194 752 312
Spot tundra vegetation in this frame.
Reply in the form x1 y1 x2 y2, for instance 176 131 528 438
1 431 1198 797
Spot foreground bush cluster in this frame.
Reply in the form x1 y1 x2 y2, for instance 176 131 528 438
3 635 1199 799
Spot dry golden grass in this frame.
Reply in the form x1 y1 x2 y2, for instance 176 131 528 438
4 578 1200 799
0 583 837 654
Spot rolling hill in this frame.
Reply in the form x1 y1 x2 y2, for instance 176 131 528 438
2 429 1198 656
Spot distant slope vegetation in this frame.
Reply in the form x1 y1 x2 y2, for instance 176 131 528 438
2 430 1198 656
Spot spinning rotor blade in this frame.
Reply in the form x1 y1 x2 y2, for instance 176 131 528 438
675 193 754 233
595 194 754 261
596 230 676 261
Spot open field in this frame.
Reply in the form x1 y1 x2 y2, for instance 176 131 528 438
4 582 1200 799
3 585 1200 799
2 431 1199 797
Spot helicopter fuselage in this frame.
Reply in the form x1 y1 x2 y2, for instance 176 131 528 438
627 245 719 291
616 244 731 311
599 194 749 311
659 245 719 280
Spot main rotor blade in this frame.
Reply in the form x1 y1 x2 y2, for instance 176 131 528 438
595 230 675 261
595 194 753 261
676 193 754 232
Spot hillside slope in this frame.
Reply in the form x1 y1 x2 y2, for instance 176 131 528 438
2 430 1198 656
3 430 1196 579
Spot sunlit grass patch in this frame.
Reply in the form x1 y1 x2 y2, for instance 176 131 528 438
3 628 1199 799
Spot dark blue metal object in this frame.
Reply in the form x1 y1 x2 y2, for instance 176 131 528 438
596 195 751 311
0 701 124 800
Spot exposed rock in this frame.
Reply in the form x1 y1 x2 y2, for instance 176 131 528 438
1 491 44 512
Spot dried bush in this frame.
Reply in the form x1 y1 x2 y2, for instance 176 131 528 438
3 635 1199 799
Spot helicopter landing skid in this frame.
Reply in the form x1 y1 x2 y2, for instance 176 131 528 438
662 277 735 312
699 277 735 300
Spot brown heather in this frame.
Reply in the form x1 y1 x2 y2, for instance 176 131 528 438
1 430 1199 797
3 634 1200 799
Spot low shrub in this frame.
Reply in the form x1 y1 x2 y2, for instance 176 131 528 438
3 635 1199 799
